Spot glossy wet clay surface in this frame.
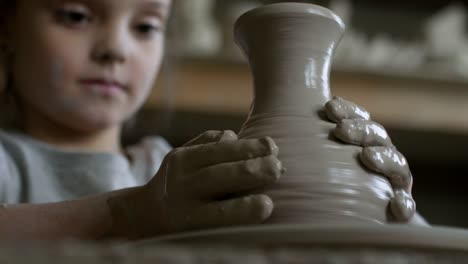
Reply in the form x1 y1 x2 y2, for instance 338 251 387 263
236 3 398 224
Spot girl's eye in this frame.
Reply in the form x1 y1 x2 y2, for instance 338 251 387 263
136 23 163 37
56 8 91 26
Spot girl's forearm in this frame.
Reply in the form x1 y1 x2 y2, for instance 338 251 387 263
0 187 143 241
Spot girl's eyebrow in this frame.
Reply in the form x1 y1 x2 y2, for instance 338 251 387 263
45 0 94 9
140 0 171 10
138 0 171 17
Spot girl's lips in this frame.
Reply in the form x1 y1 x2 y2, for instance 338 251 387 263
79 79 127 96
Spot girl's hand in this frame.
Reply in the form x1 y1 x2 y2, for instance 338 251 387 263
114 131 283 238
324 96 428 225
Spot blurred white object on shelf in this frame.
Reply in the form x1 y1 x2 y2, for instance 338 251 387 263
424 3 468 78
424 3 467 60
172 0 221 56
216 0 262 61
333 1 424 73
329 0 353 25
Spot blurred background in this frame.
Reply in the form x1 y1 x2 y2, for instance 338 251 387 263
124 0 468 228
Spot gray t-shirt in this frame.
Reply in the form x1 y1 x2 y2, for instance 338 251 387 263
0 130 171 204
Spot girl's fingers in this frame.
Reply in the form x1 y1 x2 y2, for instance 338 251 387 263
189 155 283 198
183 130 238 147
325 97 417 223
175 137 279 170
325 96 370 123
360 146 412 192
183 194 274 230
360 146 415 222
334 119 393 147
390 189 416 222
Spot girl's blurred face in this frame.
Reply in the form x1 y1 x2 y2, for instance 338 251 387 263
8 0 171 132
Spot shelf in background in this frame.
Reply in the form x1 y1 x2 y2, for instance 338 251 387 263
145 59 468 135
164 55 468 85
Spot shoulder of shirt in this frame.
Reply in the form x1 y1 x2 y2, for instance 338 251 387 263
0 129 22 202
134 136 173 155
0 129 9 158
125 136 173 181
0 129 28 156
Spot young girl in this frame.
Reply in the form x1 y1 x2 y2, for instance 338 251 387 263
0 0 421 240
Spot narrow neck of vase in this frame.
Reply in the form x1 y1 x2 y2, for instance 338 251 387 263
235 5 344 116
248 50 333 116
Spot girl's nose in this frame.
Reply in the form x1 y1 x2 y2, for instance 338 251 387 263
91 24 129 65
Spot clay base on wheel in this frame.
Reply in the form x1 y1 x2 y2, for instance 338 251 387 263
140 224 468 252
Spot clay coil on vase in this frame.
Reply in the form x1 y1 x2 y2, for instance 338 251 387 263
143 4 468 261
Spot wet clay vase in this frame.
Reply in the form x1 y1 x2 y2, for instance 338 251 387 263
235 3 392 225
145 4 468 261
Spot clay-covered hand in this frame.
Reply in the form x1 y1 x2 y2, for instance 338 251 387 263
324 96 428 226
116 130 283 238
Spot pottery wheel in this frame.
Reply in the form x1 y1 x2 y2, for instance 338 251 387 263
135 224 468 263
141 224 468 250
